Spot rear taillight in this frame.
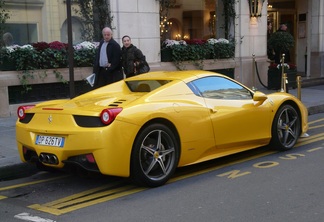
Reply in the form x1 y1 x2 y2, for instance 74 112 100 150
100 108 122 125
85 154 95 163
17 105 35 120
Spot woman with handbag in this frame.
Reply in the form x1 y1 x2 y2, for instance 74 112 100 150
121 35 150 78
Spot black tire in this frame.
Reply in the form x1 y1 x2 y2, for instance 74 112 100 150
270 104 300 151
130 123 179 187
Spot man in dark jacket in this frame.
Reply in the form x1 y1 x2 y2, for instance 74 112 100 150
93 27 123 88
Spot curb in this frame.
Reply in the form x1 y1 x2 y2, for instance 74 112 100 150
0 163 38 181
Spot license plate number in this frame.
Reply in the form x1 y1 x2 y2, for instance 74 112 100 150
36 135 65 147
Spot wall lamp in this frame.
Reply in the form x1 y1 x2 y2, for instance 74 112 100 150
248 0 265 17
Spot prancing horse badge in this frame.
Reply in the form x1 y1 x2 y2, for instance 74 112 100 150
48 115 53 124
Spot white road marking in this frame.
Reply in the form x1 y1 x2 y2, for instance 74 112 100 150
14 212 56 222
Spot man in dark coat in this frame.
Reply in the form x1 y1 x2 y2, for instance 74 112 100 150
93 27 123 88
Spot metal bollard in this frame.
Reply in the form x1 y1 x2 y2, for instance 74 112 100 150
280 54 286 92
282 73 287 93
280 73 285 92
252 54 257 91
297 75 301 100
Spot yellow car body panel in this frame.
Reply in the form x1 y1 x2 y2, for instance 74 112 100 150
16 70 308 179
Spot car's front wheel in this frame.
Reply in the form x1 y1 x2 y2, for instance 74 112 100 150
131 123 179 187
270 104 301 151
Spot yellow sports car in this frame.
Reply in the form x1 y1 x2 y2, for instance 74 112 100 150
16 70 308 187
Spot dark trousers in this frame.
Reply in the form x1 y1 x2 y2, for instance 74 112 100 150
95 68 123 88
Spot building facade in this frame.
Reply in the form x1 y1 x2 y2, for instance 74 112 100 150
1 0 324 88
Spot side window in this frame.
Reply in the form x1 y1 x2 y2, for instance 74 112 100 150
190 76 253 100
126 80 171 92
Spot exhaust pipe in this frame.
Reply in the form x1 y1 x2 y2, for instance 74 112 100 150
39 153 59 165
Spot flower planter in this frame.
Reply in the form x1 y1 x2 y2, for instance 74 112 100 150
267 68 297 90
8 80 92 104
160 38 235 63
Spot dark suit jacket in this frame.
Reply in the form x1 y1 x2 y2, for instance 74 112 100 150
93 38 122 85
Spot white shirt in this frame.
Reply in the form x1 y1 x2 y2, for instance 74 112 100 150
99 41 109 67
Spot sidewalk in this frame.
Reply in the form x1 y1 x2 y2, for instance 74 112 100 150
0 84 324 180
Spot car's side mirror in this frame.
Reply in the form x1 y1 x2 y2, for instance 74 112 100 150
253 91 268 102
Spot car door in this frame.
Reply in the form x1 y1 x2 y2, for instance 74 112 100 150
191 76 272 153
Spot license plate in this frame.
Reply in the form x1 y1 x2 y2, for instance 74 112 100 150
36 135 65 147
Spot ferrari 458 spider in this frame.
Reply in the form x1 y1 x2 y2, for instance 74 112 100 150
16 70 308 187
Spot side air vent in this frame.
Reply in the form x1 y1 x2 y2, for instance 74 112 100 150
108 99 126 107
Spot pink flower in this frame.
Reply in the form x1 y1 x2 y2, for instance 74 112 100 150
49 41 68 50
32 42 49 51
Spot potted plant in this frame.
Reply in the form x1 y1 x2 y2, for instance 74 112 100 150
267 31 296 90
267 31 294 64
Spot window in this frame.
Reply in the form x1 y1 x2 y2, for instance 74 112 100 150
160 0 217 41
61 17 84 44
126 80 171 92
3 23 37 45
189 76 253 100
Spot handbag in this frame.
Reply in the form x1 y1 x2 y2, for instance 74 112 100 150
137 63 150 74
134 54 150 75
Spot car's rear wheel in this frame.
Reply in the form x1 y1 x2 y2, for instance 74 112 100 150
131 123 179 187
270 104 300 151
